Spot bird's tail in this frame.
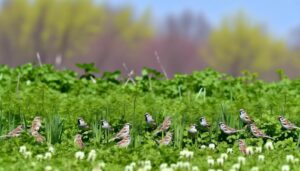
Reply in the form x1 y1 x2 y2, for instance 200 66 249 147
265 136 275 140
0 135 11 139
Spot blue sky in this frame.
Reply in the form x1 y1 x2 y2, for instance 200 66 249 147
99 0 300 39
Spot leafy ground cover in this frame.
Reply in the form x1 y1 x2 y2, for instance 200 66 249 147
0 64 300 171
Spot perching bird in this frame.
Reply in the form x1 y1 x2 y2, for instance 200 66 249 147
0 125 25 138
144 113 156 126
31 131 45 143
239 139 247 155
74 134 84 149
239 109 254 124
250 124 274 140
188 124 198 135
30 116 42 134
278 116 299 130
101 120 112 130
219 122 242 134
199 117 210 128
153 116 171 135
110 123 130 141
116 135 131 148
77 117 89 130
158 132 173 145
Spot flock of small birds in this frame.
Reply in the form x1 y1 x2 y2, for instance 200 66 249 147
0 109 299 151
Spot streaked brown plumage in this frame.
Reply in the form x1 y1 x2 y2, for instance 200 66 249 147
219 122 242 134
154 116 171 135
239 139 247 155
74 134 84 149
32 131 45 143
0 125 25 138
278 116 299 130
250 124 274 140
239 109 254 124
110 123 130 141
158 132 173 145
30 116 42 134
117 135 131 148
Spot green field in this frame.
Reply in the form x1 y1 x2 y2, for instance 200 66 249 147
0 63 300 171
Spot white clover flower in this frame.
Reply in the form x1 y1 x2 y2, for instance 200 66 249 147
258 155 265 162
209 143 215 150
201 145 206 149
36 154 43 161
286 155 294 163
255 146 262 153
191 166 199 171
125 165 134 171
207 158 215 167
130 162 136 168
75 151 85 160
44 165 52 171
145 160 151 167
246 146 254 155
170 163 177 169
251 166 259 171
238 156 246 165
160 168 174 171
217 158 224 166
24 151 32 159
216 169 223 171
227 148 233 154
144 165 152 171
44 152 52 160
177 161 183 168
182 162 190 169
220 153 228 160
98 162 106 168
48 146 55 153
264 141 274 150
159 163 168 170
19 145 27 154
231 163 241 170
87 149 97 162
281 165 290 171
294 158 299 163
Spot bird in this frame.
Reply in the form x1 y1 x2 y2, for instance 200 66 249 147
153 116 171 135
239 109 254 124
0 125 25 138
116 135 131 148
250 124 274 140
31 131 45 143
219 122 243 134
74 134 84 149
30 116 42 134
239 139 247 155
278 116 299 130
199 117 210 128
144 113 156 126
110 123 130 141
158 132 173 145
188 124 198 135
77 117 89 130
101 120 112 130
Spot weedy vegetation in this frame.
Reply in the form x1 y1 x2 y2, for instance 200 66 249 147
0 63 300 170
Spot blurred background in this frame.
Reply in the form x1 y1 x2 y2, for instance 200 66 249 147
0 0 300 80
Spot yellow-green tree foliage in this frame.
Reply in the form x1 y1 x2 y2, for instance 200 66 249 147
0 0 153 65
204 12 287 76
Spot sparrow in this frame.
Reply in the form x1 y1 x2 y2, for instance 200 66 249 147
144 113 156 126
158 132 173 145
116 135 131 148
199 117 210 128
77 117 89 130
250 124 274 140
31 131 45 143
74 134 84 149
101 120 112 130
239 139 247 155
219 122 242 134
30 116 42 134
0 125 25 138
239 109 254 124
110 123 130 141
278 116 299 130
188 124 198 135
153 116 171 135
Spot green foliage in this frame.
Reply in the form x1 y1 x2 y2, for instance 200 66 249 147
1 63 300 170
204 12 288 76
